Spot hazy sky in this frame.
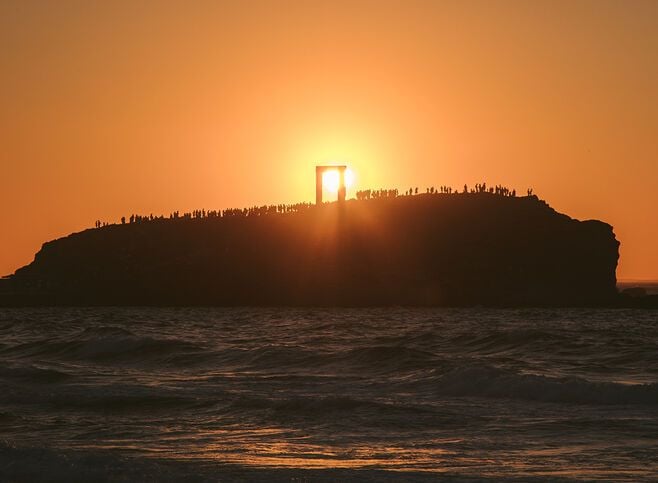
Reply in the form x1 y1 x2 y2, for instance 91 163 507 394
1 0 657 279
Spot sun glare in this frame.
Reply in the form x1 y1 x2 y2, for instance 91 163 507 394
346 169 354 188
322 168 354 193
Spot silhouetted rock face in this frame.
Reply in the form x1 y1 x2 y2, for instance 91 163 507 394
1 194 621 306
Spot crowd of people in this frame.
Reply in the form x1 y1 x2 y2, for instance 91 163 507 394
221 202 313 218
469 182 517 197
93 183 533 229
355 188 399 200
357 182 525 199
99 202 316 227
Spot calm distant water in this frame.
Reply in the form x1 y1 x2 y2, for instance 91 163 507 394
1 307 657 482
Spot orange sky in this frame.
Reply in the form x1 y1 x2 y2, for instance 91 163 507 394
1 0 657 279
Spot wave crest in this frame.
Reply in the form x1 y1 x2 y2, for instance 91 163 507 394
434 366 658 405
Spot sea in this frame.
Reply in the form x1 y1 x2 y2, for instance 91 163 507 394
1 307 657 482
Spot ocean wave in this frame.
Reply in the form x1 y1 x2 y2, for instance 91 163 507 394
1 382 212 413
0 444 464 482
239 345 322 368
213 344 439 375
77 325 137 338
59 393 202 412
0 444 203 483
0 410 19 422
338 346 437 372
224 394 428 417
445 328 572 353
0 365 72 383
432 365 658 405
1 332 204 364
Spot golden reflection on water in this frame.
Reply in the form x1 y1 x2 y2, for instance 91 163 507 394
73 428 658 481
189 438 459 471
76 427 658 480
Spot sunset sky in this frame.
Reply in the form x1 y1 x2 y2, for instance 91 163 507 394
1 0 657 280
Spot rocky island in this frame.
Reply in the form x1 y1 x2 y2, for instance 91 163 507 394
0 192 627 307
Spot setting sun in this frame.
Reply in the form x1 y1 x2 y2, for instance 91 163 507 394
322 168 354 193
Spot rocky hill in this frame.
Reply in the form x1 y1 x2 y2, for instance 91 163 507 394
0 193 621 306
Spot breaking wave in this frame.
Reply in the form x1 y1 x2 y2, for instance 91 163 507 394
432 365 658 405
